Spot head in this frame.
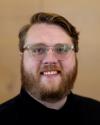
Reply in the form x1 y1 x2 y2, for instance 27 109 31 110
18 12 79 102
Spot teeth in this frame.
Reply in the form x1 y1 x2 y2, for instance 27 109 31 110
43 71 57 75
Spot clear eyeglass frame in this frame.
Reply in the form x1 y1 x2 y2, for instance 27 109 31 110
23 43 74 61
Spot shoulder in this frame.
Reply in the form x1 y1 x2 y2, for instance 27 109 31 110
73 93 100 105
0 94 21 113
70 92 100 113
0 94 23 123
67 93 100 123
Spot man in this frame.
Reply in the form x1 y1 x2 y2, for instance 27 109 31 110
0 12 100 124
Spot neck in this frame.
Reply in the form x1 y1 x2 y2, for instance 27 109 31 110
27 91 67 110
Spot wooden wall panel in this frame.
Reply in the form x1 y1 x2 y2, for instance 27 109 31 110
0 0 100 103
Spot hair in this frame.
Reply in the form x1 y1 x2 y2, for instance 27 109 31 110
18 12 79 52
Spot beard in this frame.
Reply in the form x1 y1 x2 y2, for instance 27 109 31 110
21 57 78 102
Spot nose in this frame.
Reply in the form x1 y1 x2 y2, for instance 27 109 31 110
42 48 58 64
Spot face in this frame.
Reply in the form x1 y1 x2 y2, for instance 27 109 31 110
21 23 77 102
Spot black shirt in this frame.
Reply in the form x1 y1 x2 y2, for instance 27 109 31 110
0 89 100 125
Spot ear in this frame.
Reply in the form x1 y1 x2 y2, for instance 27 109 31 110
19 52 23 57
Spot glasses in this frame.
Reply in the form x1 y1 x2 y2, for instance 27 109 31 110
23 43 74 61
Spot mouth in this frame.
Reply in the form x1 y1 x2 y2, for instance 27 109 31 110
40 70 61 76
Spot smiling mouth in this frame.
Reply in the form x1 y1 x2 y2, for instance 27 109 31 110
40 70 61 76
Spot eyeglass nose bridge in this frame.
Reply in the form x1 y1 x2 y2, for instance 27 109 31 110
46 46 55 53
42 46 59 62
45 46 60 58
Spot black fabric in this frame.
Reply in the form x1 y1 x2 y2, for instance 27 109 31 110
0 89 100 125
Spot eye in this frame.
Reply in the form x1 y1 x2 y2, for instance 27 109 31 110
55 44 72 54
55 47 65 53
32 47 46 55
55 44 66 54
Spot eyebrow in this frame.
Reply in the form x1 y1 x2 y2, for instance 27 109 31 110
24 42 73 48
24 42 47 48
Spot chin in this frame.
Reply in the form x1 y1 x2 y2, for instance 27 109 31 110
40 77 62 92
39 80 68 101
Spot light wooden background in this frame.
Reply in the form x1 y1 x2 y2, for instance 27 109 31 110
0 0 100 103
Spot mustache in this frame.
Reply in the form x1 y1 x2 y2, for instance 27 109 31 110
40 64 62 72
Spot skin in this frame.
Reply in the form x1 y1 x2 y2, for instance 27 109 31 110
21 23 77 106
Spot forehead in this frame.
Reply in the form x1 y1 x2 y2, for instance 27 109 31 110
25 23 72 45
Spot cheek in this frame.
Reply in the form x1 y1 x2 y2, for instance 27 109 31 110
62 55 76 73
23 54 38 74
